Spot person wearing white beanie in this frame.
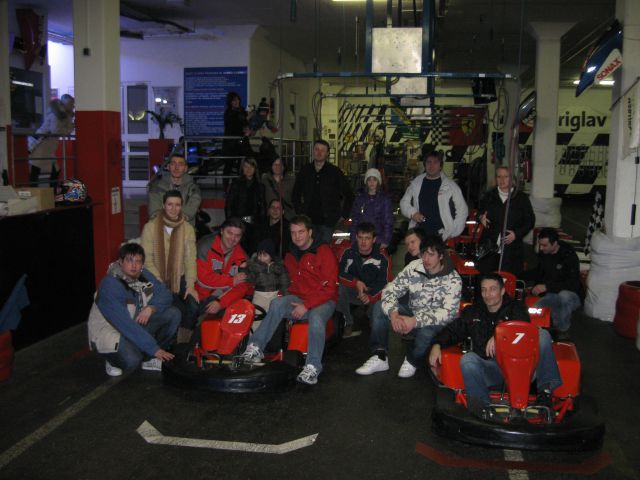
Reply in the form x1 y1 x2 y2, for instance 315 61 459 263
348 168 393 248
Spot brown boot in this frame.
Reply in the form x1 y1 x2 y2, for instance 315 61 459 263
176 327 193 344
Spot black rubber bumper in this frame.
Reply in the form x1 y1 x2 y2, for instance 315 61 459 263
162 345 299 393
431 387 605 452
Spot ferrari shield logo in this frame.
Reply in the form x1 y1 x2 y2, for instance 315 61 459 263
461 117 476 137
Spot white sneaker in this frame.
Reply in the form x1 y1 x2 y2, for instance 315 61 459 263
105 361 122 377
297 364 319 385
397 357 417 378
141 358 162 371
356 355 389 376
240 343 264 364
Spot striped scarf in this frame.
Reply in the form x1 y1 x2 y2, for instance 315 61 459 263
153 211 185 293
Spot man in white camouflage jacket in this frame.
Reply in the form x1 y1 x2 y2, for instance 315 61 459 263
356 234 462 378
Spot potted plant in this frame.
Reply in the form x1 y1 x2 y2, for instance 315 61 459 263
146 107 183 139
147 107 183 176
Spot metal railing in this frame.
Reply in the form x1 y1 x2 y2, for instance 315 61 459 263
10 133 77 187
181 136 313 188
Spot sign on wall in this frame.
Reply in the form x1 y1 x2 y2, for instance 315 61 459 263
183 67 248 137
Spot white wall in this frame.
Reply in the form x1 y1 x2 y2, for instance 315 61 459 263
48 41 74 96
120 26 255 140
249 27 310 140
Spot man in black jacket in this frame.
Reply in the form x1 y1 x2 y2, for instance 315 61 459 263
429 273 562 416
292 139 353 244
527 227 582 339
477 166 535 278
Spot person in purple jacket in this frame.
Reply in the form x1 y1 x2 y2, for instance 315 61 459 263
349 168 394 249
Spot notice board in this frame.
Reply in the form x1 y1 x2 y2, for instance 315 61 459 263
184 66 248 137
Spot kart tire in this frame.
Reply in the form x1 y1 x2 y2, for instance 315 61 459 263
431 387 605 452
163 344 298 393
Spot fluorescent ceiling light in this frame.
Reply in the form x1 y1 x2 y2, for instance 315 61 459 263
11 80 34 87
586 66 596 73
572 79 614 86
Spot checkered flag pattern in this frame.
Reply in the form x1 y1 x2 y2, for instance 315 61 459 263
584 190 604 257
429 111 450 145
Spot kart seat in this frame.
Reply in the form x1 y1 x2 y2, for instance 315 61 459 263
495 321 539 409
287 317 338 353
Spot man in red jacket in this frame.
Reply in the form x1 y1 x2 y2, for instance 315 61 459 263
241 215 338 384
196 217 252 316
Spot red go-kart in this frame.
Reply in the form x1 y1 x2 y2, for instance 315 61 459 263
430 317 605 451
162 299 342 393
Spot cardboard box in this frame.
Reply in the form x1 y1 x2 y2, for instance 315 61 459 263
15 187 55 211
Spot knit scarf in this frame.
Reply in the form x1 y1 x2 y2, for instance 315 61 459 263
107 261 154 310
153 211 185 293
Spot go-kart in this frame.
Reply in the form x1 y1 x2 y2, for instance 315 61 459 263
430 319 605 451
163 299 342 393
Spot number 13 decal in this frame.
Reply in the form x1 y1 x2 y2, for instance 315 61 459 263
228 314 247 324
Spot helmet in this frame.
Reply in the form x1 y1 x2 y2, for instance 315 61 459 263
56 178 88 204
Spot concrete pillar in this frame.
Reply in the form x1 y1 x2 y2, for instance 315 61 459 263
585 0 640 322
527 22 574 228
73 0 123 282
606 0 640 238
0 0 10 180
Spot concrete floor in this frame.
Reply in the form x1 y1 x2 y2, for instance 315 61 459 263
1 196 639 479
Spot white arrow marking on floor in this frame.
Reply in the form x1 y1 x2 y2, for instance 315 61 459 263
504 449 529 480
136 421 318 454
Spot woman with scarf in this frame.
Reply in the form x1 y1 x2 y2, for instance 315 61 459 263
349 168 394 249
141 190 198 338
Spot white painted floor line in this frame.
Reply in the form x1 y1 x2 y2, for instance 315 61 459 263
136 420 318 454
504 449 530 480
0 376 123 470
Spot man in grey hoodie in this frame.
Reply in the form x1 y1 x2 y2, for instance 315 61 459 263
148 153 201 225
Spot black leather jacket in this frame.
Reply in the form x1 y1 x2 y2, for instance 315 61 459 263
432 295 530 359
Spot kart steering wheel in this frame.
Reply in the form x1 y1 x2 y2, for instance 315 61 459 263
253 304 267 321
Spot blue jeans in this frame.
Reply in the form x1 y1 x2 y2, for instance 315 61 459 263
102 306 181 371
370 302 444 368
249 295 336 373
535 290 581 332
460 328 562 406
337 284 372 327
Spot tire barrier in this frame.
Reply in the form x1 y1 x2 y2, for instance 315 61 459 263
585 232 640 322
613 281 640 339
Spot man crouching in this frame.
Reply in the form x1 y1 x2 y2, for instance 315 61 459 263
356 234 462 378
88 243 180 376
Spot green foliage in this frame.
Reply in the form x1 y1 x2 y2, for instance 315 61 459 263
146 107 183 139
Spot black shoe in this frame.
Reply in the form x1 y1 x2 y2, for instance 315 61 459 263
536 389 554 408
555 330 571 341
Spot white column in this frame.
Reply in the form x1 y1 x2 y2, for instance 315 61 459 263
73 0 120 112
527 22 574 228
0 0 10 176
585 0 640 323
606 0 640 238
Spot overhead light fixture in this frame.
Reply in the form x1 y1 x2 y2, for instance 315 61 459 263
11 80 34 87
586 66 596 73
573 79 614 86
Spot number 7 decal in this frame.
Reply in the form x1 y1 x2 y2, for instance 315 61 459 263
512 332 525 344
